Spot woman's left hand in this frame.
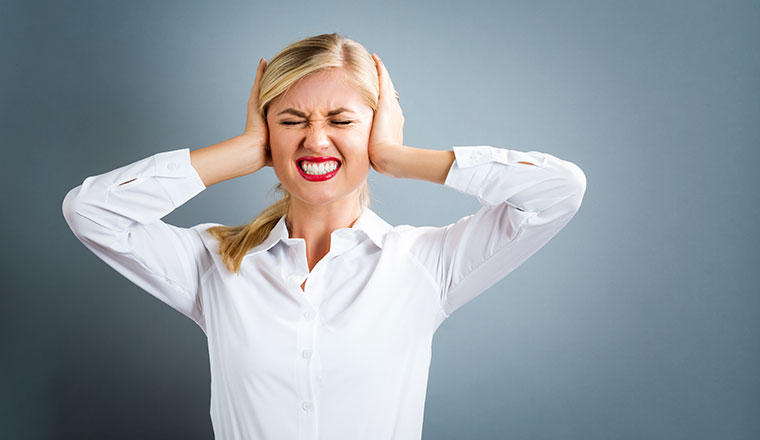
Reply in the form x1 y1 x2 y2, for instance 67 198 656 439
368 53 406 177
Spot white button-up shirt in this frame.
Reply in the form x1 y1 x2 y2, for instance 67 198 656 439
62 145 586 440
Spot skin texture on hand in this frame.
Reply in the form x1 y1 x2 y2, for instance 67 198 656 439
367 53 406 177
242 57 273 170
188 58 272 187
368 54 455 184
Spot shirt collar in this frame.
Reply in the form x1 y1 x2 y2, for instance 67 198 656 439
243 206 392 259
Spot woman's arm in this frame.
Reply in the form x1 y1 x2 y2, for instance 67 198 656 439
372 144 541 184
189 58 272 187
62 147 211 331
366 54 537 185
189 135 268 187
394 144 587 320
367 55 586 321
62 59 273 331
371 145 455 184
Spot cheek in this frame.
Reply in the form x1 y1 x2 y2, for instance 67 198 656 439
348 126 372 151
344 136 369 159
348 147 371 173
268 131 293 160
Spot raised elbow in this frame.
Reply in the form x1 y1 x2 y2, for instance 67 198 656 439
61 185 92 241
569 162 587 195
564 162 587 212
62 186 80 228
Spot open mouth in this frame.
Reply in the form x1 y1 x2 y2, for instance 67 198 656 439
296 157 342 181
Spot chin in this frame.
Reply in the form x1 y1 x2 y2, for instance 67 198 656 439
293 184 363 207
296 191 347 206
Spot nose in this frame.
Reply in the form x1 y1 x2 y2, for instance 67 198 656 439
303 123 330 153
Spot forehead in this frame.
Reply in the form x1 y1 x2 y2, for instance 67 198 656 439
272 69 370 116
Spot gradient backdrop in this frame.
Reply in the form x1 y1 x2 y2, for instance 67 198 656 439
2 0 758 439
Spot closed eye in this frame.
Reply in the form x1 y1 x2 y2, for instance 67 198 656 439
279 120 353 126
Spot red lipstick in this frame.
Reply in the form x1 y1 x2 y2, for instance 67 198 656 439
296 156 342 182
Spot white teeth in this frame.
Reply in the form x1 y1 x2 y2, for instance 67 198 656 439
300 160 339 175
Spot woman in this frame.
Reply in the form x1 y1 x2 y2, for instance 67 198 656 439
62 33 586 440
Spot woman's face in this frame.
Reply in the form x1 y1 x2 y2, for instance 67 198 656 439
267 68 374 208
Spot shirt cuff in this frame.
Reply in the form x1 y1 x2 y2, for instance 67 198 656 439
153 148 207 208
443 146 503 201
443 145 549 206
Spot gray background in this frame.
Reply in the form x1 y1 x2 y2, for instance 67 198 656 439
2 0 758 439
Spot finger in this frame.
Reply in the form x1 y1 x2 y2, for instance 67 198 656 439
372 54 385 92
372 54 397 102
249 58 267 105
377 55 397 94
373 54 391 93
254 58 266 93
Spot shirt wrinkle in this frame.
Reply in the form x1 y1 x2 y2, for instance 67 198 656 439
61 144 586 440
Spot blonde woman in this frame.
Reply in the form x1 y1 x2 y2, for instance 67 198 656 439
62 33 587 440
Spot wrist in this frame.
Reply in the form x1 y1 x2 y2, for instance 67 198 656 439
226 135 265 174
379 145 455 184
190 135 266 187
372 143 408 178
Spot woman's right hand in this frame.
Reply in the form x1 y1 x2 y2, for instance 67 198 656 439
242 58 272 169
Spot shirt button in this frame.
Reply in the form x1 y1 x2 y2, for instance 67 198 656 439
302 401 312 411
303 310 313 320
302 349 312 359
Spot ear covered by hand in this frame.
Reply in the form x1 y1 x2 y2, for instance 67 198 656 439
243 57 273 170
368 53 406 176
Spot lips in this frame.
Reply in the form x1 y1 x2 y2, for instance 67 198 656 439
295 156 342 182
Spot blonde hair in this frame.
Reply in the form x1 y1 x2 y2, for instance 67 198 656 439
206 33 379 274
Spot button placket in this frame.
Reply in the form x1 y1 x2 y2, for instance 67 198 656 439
296 290 318 433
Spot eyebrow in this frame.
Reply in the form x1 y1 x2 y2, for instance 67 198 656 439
276 107 355 118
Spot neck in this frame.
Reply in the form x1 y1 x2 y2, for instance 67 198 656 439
285 195 364 244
